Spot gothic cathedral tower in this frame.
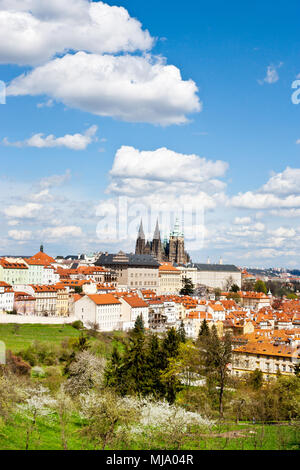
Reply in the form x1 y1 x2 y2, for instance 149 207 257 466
135 219 145 255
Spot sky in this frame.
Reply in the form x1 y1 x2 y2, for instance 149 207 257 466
1 0 300 268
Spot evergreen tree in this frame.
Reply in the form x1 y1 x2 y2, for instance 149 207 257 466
162 328 180 362
132 314 145 336
178 321 186 343
180 277 194 296
144 333 166 397
198 319 210 339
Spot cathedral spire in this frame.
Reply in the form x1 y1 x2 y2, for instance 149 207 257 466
153 218 161 240
137 219 145 239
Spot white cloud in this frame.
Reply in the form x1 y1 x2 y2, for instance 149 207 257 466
231 191 300 209
8 230 32 241
272 227 296 238
3 203 42 219
42 225 83 239
3 125 98 151
258 63 283 85
39 170 71 189
261 167 300 195
234 217 251 225
37 99 54 108
243 248 296 259
30 189 53 202
7 220 19 226
110 146 227 183
0 0 153 65
7 52 201 125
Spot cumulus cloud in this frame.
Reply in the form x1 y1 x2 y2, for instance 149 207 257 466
0 0 153 65
110 146 227 183
260 167 300 195
230 167 300 210
3 203 42 219
231 191 300 209
3 125 98 150
7 53 200 125
8 230 32 241
41 225 83 239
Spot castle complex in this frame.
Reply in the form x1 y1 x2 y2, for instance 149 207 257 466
135 218 190 265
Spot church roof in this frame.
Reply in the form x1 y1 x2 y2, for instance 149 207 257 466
194 263 240 273
96 252 160 267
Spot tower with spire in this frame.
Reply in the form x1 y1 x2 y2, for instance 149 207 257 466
134 217 190 264
151 219 163 261
135 220 145 255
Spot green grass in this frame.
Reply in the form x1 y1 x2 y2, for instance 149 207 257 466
0 324 127 356
0 324 83 353
0 416 298 450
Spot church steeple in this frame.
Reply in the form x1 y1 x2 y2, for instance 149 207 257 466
153 218 161 240
137 219 145 239
135 219 146 255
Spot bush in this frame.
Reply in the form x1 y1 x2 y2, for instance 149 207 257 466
71 320 83 330
19 341 59 367
5 350 31 376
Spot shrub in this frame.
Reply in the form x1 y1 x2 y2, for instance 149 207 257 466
5 350 31 376
71 320 83 330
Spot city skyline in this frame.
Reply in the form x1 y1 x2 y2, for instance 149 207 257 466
1 0 300 268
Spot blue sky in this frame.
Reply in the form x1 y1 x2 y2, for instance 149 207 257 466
1 0 300 267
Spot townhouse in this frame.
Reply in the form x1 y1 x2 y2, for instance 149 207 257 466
158 263 182 295
231 341 300 379
118 294 149 329
0 281 14 313
74 293 122 331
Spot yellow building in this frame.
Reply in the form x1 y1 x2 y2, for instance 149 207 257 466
231 341 299 379
158 263 182 295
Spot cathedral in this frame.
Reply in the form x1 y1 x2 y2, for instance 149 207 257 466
135 218 190 265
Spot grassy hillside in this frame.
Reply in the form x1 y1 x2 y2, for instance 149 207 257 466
0 323 126 356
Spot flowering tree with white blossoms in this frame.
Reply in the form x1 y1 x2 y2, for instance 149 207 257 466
17 386 57 450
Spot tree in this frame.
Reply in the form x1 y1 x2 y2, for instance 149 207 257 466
177 321 186 343
224 276 235 292
180 277 194 296
199 326 232 418
65 350 106 396
294 363 300 378
74 286 83 294
198 319 210 340
161 341 201 388
227 292 241 304
214 288 221 300
254 280 267 295
132 314 145 336
79 390 139 450
230 284 240 293
247 369 263 391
